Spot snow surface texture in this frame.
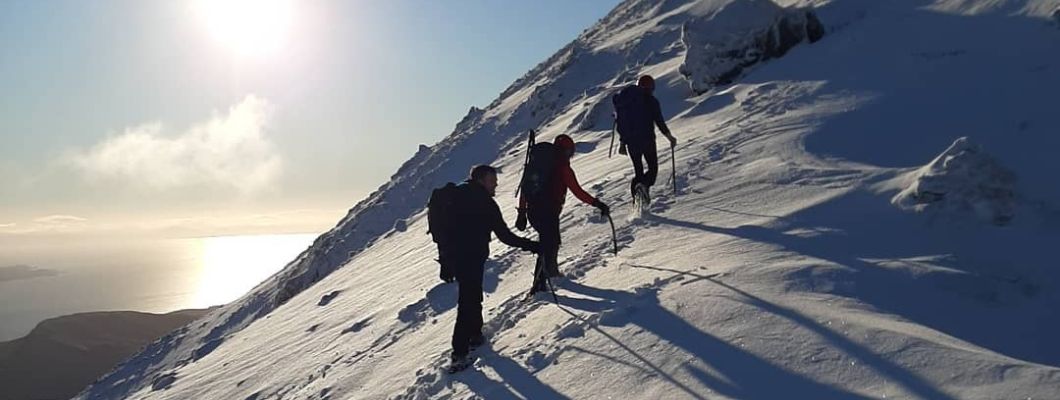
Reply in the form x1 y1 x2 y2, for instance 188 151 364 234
893 137 1017 226
79 0 1060 399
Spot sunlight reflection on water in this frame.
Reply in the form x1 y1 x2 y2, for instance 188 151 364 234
0 233 316 341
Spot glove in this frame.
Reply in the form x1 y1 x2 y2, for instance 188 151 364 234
667 135 677 147
515 208 528 231
523 241 541 254
618 143 627 155
592 199 610 217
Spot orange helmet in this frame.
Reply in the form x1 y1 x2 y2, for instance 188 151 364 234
554 134 575 153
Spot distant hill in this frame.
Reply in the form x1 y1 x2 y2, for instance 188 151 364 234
0 309 210 400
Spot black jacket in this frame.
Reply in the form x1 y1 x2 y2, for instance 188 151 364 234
444 181 534 265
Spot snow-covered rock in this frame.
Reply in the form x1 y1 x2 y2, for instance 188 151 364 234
679 0 824 94
893 137 1017 225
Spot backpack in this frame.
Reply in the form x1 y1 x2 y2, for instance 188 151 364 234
612 85 653 144
427 182 463 245
427 182 466 282
519 142 560 207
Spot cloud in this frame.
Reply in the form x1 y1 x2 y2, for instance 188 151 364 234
68 95 281 193
140 209 340 237
34 215 88 224
0 215 92 234
0 209 337 238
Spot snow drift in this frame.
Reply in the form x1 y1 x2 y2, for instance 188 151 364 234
893 137 1017 225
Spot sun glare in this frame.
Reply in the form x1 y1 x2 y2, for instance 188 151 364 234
194 233 315 307
196 0 295 57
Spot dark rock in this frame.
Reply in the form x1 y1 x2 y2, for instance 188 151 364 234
318 290 342 306
151 372 177 391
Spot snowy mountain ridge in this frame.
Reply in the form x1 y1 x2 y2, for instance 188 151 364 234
79 0 1060 399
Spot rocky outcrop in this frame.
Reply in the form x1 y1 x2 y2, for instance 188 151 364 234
679 0 824 94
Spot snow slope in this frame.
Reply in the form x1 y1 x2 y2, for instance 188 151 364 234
78 0 1060 399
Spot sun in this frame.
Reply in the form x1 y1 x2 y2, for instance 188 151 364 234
195 0 295 58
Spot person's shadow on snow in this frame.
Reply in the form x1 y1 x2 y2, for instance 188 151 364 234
397 260 504 325
559 280 899 400
451 343 570 400
651 203 1060 370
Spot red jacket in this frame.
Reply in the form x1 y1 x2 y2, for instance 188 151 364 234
519 156 596 212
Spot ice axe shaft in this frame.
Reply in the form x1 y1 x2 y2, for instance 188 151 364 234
607 214 618 255
670 143 677 196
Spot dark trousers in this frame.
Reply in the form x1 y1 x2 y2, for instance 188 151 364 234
627 140 658 197
451 262 484 357
529 209 561 292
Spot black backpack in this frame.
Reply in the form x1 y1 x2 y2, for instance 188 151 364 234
427 182 464 245
612 85 652 143
519 142 559 207
427 182 467 282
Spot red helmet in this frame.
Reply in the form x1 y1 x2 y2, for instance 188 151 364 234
554 134 575 153
638 75 655 90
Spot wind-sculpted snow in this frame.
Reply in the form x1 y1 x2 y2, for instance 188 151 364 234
893 137 1018 225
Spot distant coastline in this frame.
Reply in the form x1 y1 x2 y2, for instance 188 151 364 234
0 232 317 341
0 308 213 400
0 264 62 283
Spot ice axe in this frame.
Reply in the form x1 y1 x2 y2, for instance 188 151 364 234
668 142 677 196
606 214 618 255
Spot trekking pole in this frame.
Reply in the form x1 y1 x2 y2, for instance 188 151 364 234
525 255 559 301
514 129 535 198
606 214 618 255
670 143 677 196
545 272 559 304
528 257 560 304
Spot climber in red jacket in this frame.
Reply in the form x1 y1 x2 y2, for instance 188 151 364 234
516 134 609 294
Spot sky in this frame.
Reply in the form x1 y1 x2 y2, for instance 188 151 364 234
0 0 621 240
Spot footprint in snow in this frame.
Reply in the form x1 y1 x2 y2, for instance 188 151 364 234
341 317 372 335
